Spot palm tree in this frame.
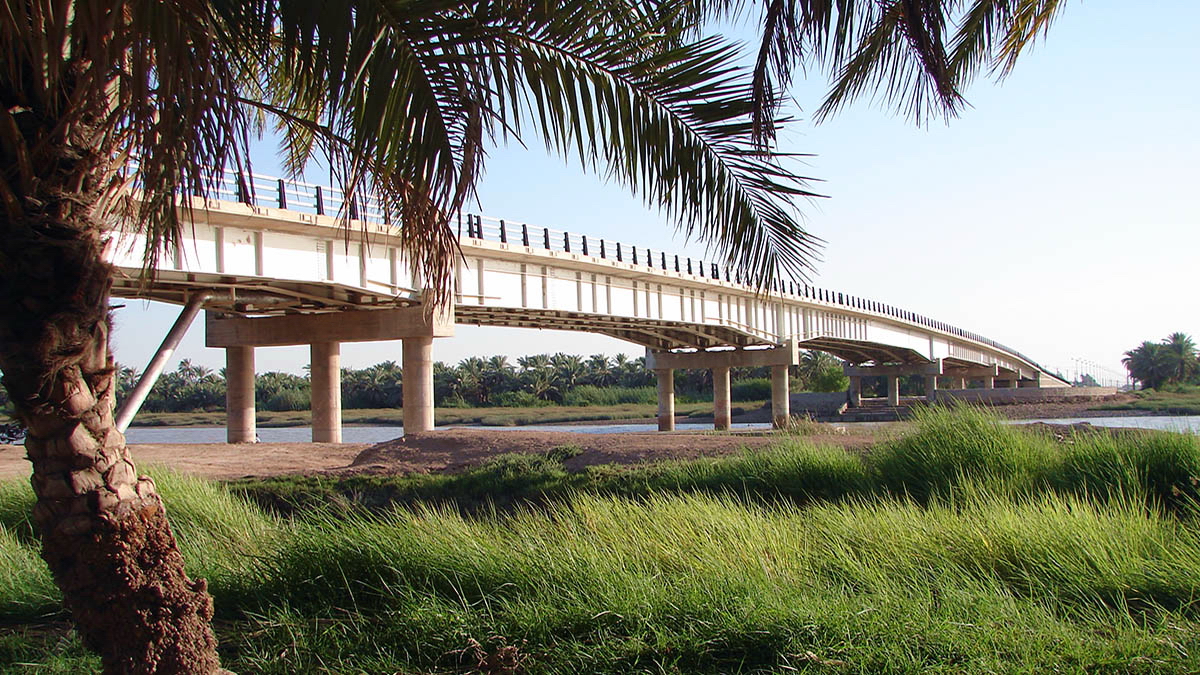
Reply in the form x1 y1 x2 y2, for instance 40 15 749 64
1122 342 1174 390
0 0 1070 669
1162 332 1198 384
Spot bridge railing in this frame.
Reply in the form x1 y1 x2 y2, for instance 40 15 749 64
189 165 1048 373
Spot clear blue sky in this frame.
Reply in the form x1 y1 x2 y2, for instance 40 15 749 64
111 1 1198 384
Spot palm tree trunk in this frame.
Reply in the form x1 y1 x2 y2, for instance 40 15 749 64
0 165 221 672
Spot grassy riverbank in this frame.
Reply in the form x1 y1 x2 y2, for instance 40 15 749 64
1097 387 1200 415
128 400 748 428
2 408 1199 673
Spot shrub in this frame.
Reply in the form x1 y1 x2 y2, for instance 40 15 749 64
730 377 771 401
492 391 548 408
265 388 310 412
562 385 656 406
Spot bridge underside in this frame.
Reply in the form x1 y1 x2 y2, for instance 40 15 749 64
454 306 771 351
113 268 415 316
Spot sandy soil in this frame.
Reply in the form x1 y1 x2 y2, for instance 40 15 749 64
0 426 879 482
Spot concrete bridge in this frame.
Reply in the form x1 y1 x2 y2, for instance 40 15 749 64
107 168 1068 441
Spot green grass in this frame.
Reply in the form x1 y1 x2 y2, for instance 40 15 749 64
1097 387 1200 415
2 407 1199 673
127 400 732 429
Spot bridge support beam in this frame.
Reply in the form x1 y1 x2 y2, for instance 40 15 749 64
226 346 256 443
311 342 342 442
925 375 938 399
713 366 731 431
655 369 675 431
403 337 435 434
771 365 790 429
887 375 900 407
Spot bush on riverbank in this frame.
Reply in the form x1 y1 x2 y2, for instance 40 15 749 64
2 407 1198 673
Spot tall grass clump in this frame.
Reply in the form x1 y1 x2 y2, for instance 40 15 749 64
227 491 1200 673
603 438 871 505
561 385 656 406
871 404 1053 501
1051 429 1200 511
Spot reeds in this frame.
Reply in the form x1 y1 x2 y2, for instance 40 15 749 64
1 407 1198 673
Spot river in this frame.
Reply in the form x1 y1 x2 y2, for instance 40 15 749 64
122 415 1200 444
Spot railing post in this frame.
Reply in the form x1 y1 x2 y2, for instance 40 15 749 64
581 235 588 256
315 186 325 215
499 219 507 243
600 239 606 258
661 252 667 270
564 232 570 252
543 227 550 249
277 179 287 209
349 198 359 221
632 247 639 265
674 255 680 272
616 243 623 262
686 258 692 275
522 223 530 247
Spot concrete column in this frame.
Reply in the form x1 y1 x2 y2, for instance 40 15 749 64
983 376 995 389
950 377 966 389
1007 378 1020 389
848 376 862 407
226 346 256 443
310 342 342 442
655 369 675 431
887 375 900 406
924 375 938 401
771 365 790 429
713 366 731 431
402 336 435 434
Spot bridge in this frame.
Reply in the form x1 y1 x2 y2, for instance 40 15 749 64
107 167 1068 442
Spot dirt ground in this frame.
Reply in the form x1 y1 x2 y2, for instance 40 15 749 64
0 426 880 482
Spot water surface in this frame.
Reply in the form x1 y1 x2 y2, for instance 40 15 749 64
124 415 1200 444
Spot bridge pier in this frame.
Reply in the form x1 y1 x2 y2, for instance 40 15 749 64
925 375 938 398
645 342 799 432
771 365 790 428
206 304 453 442
847 376 862 407
226 346 256 443
713 366 731 431
403 337 435 434
655 369 675 431
311 342 342 442
886 375 900 406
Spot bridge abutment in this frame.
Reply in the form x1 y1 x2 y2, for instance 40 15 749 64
226 346 256 443
311 342 342 442
655 369 675 431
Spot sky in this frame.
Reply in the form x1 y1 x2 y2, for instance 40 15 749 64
110 1 1199 385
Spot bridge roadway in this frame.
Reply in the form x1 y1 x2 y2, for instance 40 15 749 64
107 169 1068 441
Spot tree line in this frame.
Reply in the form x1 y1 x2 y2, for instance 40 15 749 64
1123 333 1199 390
104 350 849 414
